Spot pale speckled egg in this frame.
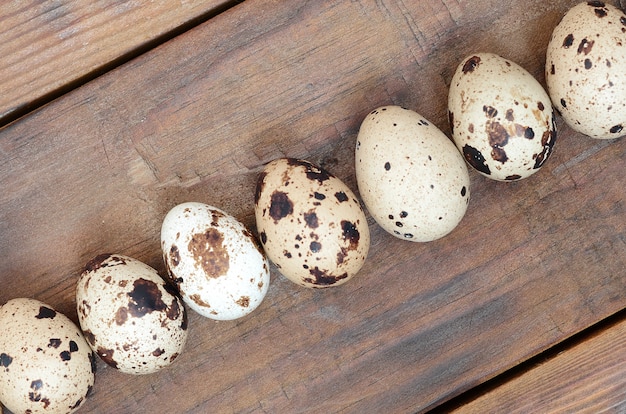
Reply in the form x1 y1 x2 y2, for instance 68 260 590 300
546 1 626 139
255 158 370 288
448 52 557 181
355 106 470 242
161 202 270 320
0 298 96 414
76 254 188 375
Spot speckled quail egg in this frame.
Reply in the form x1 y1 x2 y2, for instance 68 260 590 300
546 1 626 139
0 298 96 414
355 106 470 242
448 52 557 181
161 202 270 320
76 254 188 375
255 158 370 288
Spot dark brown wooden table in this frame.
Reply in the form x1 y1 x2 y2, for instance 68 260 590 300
1 1 625 412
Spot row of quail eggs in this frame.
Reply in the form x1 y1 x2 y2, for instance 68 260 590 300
1 2 624 413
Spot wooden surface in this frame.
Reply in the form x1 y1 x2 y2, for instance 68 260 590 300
0 0 235 126
450 314 626 413
1 0 625 413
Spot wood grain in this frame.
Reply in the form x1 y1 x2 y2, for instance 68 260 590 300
0 0 235 126
0 0 625 412
449 314 626 413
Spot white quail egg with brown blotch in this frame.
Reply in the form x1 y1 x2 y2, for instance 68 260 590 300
161 202 270 320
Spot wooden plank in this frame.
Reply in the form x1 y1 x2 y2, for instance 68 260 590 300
448 313 626 413
0 0 625 412
0 0 236 126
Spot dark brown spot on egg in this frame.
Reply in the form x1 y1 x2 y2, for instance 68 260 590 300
288 158 333 183
310 241 322 253
400 211 408 218
461 186 467 197
505 174 522 181
70 398 84 410
578 38 595 55
561 98 567 108
89 352 97 373
283 250 292 258
584 59 592 69
610 124 623 134
153 348 165 357
168 245 180 267
48 338 61 348
335 191 349 202
524 127 535 139
29 379 44 404
550 64 555 75
190 294 211 308
0 353 13 369
384 161 391 171
463 145 491 175
166 298 181 322
483 105 498 118
304 210 319 228
487 121 509 148
236 296 250 307
468 123 474 133
128 278 167 318
462 55 481 73
563 33 574 48
341 220 360 250
70 340 78 352
188 228 230 278
505 109 514 121
269 191 293 222
313 192 326 200
60 350 71 361
594 6 608 17
115 307 128 325
254 171 267 205
491 147 508 163
97 347 118 369
533 129 557 169
260 231 267 244
538 102 545 111
84 253 113 272
35 306 56 319
305 267 349 286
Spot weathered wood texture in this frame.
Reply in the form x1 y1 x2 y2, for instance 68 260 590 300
0 0 235 126
1 0 625 412
450 314 626 413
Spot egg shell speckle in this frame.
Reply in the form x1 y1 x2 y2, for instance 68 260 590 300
0 298 95 414
355 106 470 242
255 158 370 288
546 1 626 139
161 202 270 320
448 52 557 181
76 254 188 375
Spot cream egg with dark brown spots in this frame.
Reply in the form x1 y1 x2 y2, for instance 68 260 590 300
76 254 188 375
546 1 626 139
0 298 95 414
161 202 270 320
448 53 557 181
255 158 370 288
356 106 470 242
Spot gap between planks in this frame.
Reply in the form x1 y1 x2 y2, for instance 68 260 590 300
0 0 243 130
429 307 626 413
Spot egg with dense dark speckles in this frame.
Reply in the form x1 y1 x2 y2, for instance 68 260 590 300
0 298 95 414
356 106 470 242
161 202 270 320
546 1 626 139
255 158 370 288
449 53 557 181
76 254 188 375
